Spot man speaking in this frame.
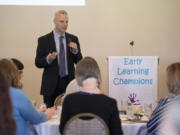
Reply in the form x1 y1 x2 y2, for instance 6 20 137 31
35 10 82 108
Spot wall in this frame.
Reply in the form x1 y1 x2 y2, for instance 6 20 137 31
0 0 180 104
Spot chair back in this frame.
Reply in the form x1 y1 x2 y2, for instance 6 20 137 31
62 113 110 135
54 93 65 108
62 79 81 103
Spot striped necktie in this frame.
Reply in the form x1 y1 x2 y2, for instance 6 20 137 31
59 36 66 77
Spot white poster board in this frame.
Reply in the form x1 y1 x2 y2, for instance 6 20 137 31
109 56 158 108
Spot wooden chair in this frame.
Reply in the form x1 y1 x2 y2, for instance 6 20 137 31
62 113 110 135
54 93 65 108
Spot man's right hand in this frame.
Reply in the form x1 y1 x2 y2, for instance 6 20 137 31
47 52 58 61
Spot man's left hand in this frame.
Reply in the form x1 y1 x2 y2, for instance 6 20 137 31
69 42 78 50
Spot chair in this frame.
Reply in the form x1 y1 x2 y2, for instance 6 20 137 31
54 93 65 108
62 79 82 103
62 113 110 135
136 125 149 135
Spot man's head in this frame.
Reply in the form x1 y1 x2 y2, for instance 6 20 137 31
54 10 68 35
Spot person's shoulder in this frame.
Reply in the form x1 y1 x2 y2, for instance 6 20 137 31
160 95 178 103
38 31 53 40
99 94 117 104
10 87 28 99
10 86 23 94
65 32 78 39
63 92 79 105
65 92 79 99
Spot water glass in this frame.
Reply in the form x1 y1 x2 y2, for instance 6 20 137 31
144 104 152 117
127 104 134 118
39 103 47 109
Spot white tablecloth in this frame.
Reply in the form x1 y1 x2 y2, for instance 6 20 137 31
33 116 146 135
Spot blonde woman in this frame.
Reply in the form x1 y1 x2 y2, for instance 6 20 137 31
147 63 180 135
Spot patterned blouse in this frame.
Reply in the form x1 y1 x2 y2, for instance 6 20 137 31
147 94 180 135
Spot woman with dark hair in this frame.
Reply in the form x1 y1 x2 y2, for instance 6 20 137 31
59 56 123 135
11 58 24 80
0 70 16 135
11 58 24 70
0 59 55 135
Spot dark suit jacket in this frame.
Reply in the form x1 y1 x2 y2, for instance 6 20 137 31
35 31 82 96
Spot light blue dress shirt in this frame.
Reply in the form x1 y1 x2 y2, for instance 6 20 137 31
53 30 68 75
46 30 79 76
9 86 47 135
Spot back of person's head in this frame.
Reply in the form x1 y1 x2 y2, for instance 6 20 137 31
0 59 22 89
11 58 24 71
0 70 16 135
75 56 101 87
11 58 24 79
166 63 180 95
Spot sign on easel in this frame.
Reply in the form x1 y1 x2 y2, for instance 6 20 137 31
109 56 158 108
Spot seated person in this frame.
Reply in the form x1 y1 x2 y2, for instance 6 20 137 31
11 58 24 79
59 56 123 135
0 70 16 135
147 63 180 135
0 59 56 135
158 100 180 135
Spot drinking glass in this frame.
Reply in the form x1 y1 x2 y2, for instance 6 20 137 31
39 103 46 109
